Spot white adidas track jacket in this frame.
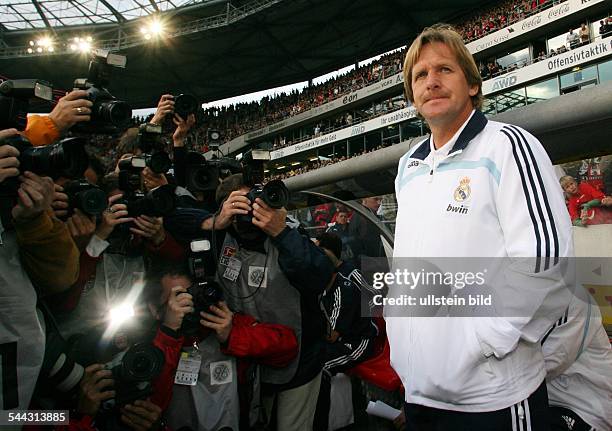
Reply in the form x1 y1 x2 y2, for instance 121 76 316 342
386 110 574 412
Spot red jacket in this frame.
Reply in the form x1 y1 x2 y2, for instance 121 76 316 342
221 313 298 368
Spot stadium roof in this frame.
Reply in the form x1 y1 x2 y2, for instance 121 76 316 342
0 1 195 30
0 0 490 109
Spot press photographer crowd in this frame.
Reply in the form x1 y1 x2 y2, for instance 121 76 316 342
0 51 390 431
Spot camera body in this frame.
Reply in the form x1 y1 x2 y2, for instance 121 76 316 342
104 342 164 406
173 94 198 119
63 179 107 216
117 184 176 218
239 150 290 223
73 51 132 133
0 79 53 130
181 239 223 335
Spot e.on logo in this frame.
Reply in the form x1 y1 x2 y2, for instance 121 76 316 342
491 74 518 91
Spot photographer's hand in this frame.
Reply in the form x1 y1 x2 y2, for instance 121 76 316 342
0 138 20 183
11 172 54 222
206 190 251 230
162 286 194 331
172 113 196 147
77 364 115 418
251 198 287 237
96 194 133 240
48 90 93 132
150 94 174 126
200 301 234 344
130 215 165 245
51 183 69 218
67 209 97 251
120 399 162 431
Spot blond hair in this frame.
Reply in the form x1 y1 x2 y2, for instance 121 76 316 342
403 24 483 110
559 175 576 188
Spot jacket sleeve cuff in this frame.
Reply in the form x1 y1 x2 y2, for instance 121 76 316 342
86 235 110 257
24 115 61 146
270 225 292 245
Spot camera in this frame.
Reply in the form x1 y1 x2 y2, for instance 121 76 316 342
73 50 132 133
3 136 89 180
137 123 164 154
246 180 290 210
173 94 198 119
184 151 219 192
119 184 176 218
0 79 53 130
105 342 164 405
118 152 171 190
181 239 223 335
63 179 107 216
239 150 290 223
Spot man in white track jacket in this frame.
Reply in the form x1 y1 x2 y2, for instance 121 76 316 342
385 24 574 430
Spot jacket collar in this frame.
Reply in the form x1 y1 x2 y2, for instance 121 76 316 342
409 110 488 161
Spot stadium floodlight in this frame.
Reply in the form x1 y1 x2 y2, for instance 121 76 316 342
27 48 33 54
141 17 165 40
69 36 93 53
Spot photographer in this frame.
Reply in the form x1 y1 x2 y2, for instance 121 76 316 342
168 173 334 431
58 263 192 431
149 94 208 206
50 172 185 336
146 261 298 431
0 128 80 409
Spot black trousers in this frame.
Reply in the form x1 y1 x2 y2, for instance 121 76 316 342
404 380 551 431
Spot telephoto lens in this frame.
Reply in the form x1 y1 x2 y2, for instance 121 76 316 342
85 86 132 130
14 136 89 180
260 179 290 209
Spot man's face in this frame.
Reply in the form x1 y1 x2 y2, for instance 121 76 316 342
84 167 99 185
411 42 478 127
336 212 348 225
362 197 382 211
149 274 192 320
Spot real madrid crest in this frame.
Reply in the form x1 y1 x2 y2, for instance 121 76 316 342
453 177 471 202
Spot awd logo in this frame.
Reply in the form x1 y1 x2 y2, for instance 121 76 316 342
491 74 517 91
447 177 471 215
